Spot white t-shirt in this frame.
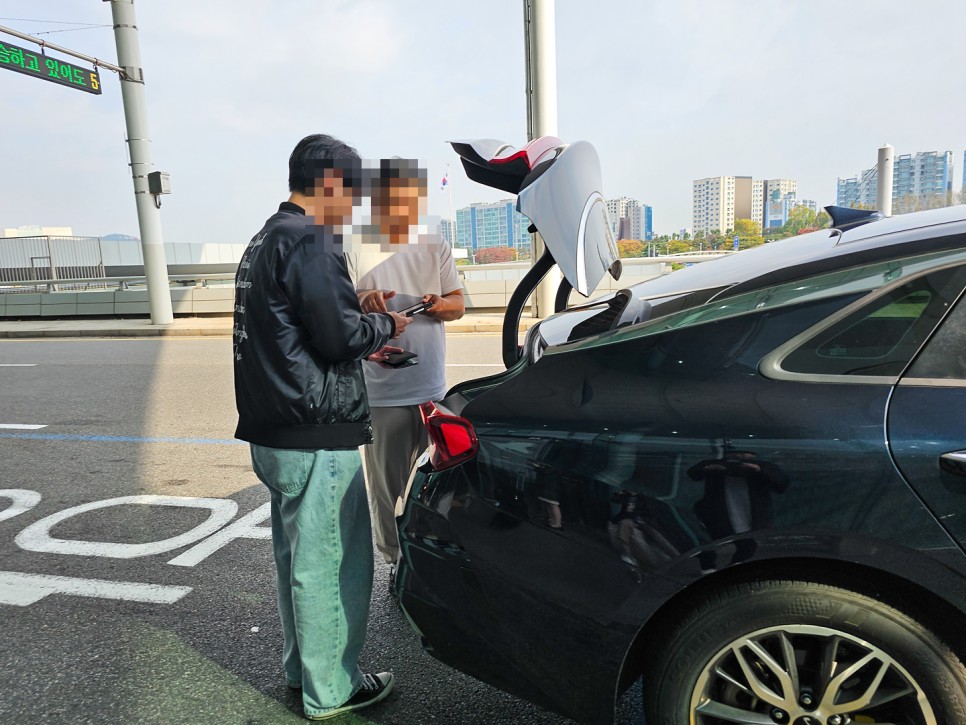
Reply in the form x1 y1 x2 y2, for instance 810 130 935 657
346 233 462 407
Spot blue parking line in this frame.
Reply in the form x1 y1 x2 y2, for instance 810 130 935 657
0 432 246 446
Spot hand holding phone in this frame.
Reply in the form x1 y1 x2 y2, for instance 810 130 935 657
383 351 419 368
401 301 433 317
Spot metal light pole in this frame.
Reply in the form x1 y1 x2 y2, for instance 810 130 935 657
107 0 172 324
446 164 456 249
877 143 894 218
524 0 561 318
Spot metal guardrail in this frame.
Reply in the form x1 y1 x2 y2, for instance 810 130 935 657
0 236 107 292
0 272 235 294
665 250 731 256
1 253 730 295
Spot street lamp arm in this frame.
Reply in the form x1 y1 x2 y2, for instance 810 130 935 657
0 23 124 73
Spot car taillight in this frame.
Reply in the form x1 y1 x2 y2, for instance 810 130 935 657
419 401 479 471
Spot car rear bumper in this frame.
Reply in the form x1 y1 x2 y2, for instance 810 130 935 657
395 466 621 724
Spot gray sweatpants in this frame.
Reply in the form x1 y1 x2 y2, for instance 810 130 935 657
363 405 428 564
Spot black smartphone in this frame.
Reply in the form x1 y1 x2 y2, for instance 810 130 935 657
401 301 432 317
384 351 419 368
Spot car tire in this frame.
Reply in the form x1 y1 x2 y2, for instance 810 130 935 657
641 579 966 725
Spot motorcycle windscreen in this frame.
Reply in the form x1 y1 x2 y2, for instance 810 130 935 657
516 141 621 297
450 137 561 195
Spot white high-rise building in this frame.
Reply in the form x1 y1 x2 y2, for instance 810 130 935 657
692 177 736 235
605 197 653 240
440 218 456 246
752 180 764 225
694 176 798 234
763 179 798 202
605 197 633 239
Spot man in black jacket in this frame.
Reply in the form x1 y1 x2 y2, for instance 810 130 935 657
233 134 410 720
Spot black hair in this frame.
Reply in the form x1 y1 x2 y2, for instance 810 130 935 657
371 158 428 203
377 157 428 186
288 134 361 194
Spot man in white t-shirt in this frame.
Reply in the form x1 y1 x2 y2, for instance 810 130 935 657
346 158 464 582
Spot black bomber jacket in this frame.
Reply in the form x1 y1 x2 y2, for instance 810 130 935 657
233 202 395 449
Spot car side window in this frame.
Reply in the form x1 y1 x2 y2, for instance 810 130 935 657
905 292 966 380
781 266 966 377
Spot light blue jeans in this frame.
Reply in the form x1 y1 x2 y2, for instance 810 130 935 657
250 444 373 718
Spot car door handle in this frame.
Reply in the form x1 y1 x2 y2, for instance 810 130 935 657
939 451 966 477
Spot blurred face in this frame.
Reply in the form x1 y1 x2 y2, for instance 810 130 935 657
305 169 356 225
374 178 426 239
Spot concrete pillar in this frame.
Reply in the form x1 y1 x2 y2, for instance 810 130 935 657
877 143 894 217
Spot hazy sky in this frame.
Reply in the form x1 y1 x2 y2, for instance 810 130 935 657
2 1 964 241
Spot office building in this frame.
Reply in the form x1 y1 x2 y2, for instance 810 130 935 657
455 200 532 256
639 204 654 241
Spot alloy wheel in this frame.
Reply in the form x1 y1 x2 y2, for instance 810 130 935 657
690 624 935 725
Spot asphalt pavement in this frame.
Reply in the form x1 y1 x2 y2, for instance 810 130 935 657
0 334 644 724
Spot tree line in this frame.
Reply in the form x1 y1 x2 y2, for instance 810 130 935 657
617 206 833 258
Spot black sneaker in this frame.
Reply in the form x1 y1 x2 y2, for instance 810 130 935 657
388 564 398 599
306 672 394 720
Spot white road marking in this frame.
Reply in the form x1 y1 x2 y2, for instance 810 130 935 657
0 489 41 524
168 502 272 567
445 364 503 367
0 571 192 606
0 364 37 367
15 495 239 559
0 424 47 430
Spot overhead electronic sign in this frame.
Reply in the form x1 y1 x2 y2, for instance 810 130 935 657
0 40 101 95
